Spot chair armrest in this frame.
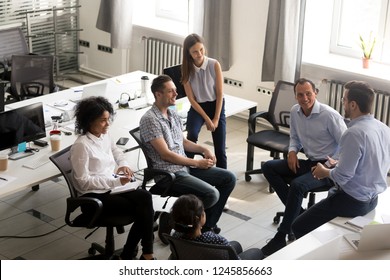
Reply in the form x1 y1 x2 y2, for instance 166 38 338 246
144 168 176 196
143 168 178 197
65 196 103 228
248 111 278 134
0 61 8 80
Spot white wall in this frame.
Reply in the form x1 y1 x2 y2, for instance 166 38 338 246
78 0 128 78
78 0 390 114
78 0 274 113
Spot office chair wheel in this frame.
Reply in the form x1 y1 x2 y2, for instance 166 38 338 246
273 216 280 224
88 247 96 256
245 174 252 182
287 233 296 241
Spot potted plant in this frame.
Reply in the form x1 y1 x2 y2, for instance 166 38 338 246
359 32 376 69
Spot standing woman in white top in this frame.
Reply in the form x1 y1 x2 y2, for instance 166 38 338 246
70 96 155 260
181 33 227 169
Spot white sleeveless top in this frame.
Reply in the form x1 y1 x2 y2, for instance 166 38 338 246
189 56 221 103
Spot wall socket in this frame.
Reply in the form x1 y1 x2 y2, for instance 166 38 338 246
256 86 273 96
79 39 90 48
97 44 113 53
224 77 243 88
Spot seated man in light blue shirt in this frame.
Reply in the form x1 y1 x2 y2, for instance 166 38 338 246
293 80 390 238
261 78 347 256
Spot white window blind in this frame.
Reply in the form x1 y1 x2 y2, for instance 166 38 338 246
0 0 80 76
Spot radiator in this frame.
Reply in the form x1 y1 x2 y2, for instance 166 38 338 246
325 80 390 126
143 37 183 75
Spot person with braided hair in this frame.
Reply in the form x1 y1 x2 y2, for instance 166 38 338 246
170 194 264 260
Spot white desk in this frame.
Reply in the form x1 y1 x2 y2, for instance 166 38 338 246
0 70 257 198
265 189 390 260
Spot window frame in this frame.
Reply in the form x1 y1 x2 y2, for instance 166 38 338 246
155 0 188 23
132 0 192 37
329 0 389 63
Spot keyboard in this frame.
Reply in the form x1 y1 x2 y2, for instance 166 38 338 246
9 151 34 160
23 154 51 170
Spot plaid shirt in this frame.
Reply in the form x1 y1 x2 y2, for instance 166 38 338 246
139 104 188 173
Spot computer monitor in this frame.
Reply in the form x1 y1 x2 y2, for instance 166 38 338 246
163 65 186 99
0 102 46 154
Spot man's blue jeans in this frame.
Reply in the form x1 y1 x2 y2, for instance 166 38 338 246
171 167 235 228
292 187 378 238
262 159 334 234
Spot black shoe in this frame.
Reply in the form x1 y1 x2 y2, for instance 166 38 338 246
119 245 139 260
139 255 157 260
109 254 122 260
132 245 139 259
201 225 221 234
213 226 221 234
158 212 172 245
261 236 287 256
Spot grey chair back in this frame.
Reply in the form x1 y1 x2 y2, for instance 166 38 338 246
164 234 239 260
49 145 78 198
10 54 56 100
268 80 296 129
0 27 29 67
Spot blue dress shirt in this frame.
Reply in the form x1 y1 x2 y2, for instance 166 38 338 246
289 100 347 160
330 115 390 201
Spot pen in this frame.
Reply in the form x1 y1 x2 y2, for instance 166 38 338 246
344 221 363 231
112 174 136 182
0 176 8 181
112 173 127 178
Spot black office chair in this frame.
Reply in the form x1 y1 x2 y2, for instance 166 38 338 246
49 145 136 259
164 233 240 260
245 80 296 185
8 55 58 102
0 27 30 82
163 64 186 99
129 127 179 245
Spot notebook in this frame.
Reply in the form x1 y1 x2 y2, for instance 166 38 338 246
344 223 390 251
110 180 140 194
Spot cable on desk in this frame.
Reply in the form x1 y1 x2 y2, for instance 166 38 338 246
0 223 67 239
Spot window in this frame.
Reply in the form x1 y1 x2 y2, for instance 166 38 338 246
133 0 190 36
156 0 188 22
0 0 79 74
330 0 390 64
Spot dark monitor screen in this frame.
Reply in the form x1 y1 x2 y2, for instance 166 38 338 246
163 64 186 99
0 102 46 151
